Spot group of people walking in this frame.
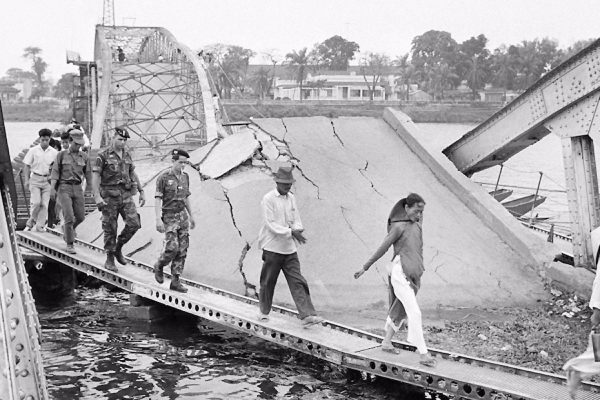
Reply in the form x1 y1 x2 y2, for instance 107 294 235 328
24 126 194 293
25 125 439 366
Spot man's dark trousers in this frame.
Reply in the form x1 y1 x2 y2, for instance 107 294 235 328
57 183 85 244
259 250 316 319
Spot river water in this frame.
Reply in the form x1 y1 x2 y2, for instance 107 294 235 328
4 120 571 399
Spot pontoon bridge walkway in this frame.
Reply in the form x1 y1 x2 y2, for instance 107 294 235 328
14 229 600 400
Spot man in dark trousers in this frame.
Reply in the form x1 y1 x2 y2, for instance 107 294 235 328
256 166 324 327
49 130 91 254
153 149 196 292
92 127 145 272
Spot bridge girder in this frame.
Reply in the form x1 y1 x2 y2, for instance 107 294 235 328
443 39 600 176
443 39 600 267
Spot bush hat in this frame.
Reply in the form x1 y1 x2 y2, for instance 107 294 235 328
273 166 295 184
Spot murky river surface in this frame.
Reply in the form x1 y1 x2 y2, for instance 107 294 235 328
37 287 423 400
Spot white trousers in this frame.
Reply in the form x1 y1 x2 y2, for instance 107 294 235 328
388 256 428 354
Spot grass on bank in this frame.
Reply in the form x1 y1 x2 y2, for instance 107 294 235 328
223 102 501 124
2 102 70 122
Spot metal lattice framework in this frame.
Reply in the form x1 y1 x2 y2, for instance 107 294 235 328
0 187 48 400
91 26 219 160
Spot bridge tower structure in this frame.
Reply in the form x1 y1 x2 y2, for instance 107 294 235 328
444 39 600 268
102 0 115 27
90 25 221 161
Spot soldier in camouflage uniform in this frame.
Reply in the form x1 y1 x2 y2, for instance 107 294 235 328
153 149 196 292
91 127 145 271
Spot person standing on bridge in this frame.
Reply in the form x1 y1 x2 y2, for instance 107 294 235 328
563 226 600 399
256 166 324 327
49 130 91 254
153 149 196 293
22 128 58 232
92 127 145 272
354 193 436 368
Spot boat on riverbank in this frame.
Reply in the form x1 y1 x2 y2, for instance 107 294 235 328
489 188 513 202
502 194 547 217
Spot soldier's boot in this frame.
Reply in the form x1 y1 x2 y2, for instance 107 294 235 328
114 240 127 265
170 274 188 293
104 253 118 272
154 262 164 284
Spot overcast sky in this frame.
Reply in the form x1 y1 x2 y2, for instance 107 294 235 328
1 0 598 81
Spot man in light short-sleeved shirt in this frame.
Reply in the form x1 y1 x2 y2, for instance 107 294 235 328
22 128 58 231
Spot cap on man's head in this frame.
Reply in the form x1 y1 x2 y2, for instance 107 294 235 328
172 149 190 160
115 127 130 139
69 129 85 145
38 128 52 138
273 166 295 184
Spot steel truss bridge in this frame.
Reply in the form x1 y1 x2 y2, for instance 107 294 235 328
89 25 221 157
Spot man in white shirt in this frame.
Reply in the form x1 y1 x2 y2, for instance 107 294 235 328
256 166 324 327
22 128 58 231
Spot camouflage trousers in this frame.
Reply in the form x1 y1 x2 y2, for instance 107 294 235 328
156 211 189 275
101 191 141 253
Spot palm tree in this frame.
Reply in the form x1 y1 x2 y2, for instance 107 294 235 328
286 48 309 101
465 56 486 100
428 63 457 101
250 67 272 99
395 54 420 101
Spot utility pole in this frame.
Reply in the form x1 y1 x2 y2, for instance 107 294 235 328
103 0 115 27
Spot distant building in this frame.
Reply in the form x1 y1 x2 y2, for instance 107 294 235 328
480 89 521 104
14 79 33 101
274 72 387 101
0 82 19 102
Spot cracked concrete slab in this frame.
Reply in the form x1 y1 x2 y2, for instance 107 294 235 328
252 118 288 142
77 114 556 318
188 139 218 166
198 129 259 179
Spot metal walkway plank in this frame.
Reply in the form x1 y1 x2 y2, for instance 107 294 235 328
16 229 600 400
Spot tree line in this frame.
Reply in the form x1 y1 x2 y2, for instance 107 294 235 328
0 46 76 102
1 30 595 103
203 30 595 101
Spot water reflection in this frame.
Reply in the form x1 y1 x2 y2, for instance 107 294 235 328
38 287 426 399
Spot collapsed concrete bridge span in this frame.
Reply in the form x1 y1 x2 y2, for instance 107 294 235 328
77 111 555 318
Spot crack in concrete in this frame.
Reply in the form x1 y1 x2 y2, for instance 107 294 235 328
330 120 345 146
340 206 388 287
295 164 321 199
238 242 258 298
220 185 256 297
358 160 385 198
280 118 288 142
253 119 321 200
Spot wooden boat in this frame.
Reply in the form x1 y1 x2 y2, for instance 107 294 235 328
502 194 546 217
489 188 513 202
517 215 550 223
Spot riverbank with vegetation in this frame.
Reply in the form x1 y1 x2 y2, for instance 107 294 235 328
2 102 70 122
223 102 501 123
